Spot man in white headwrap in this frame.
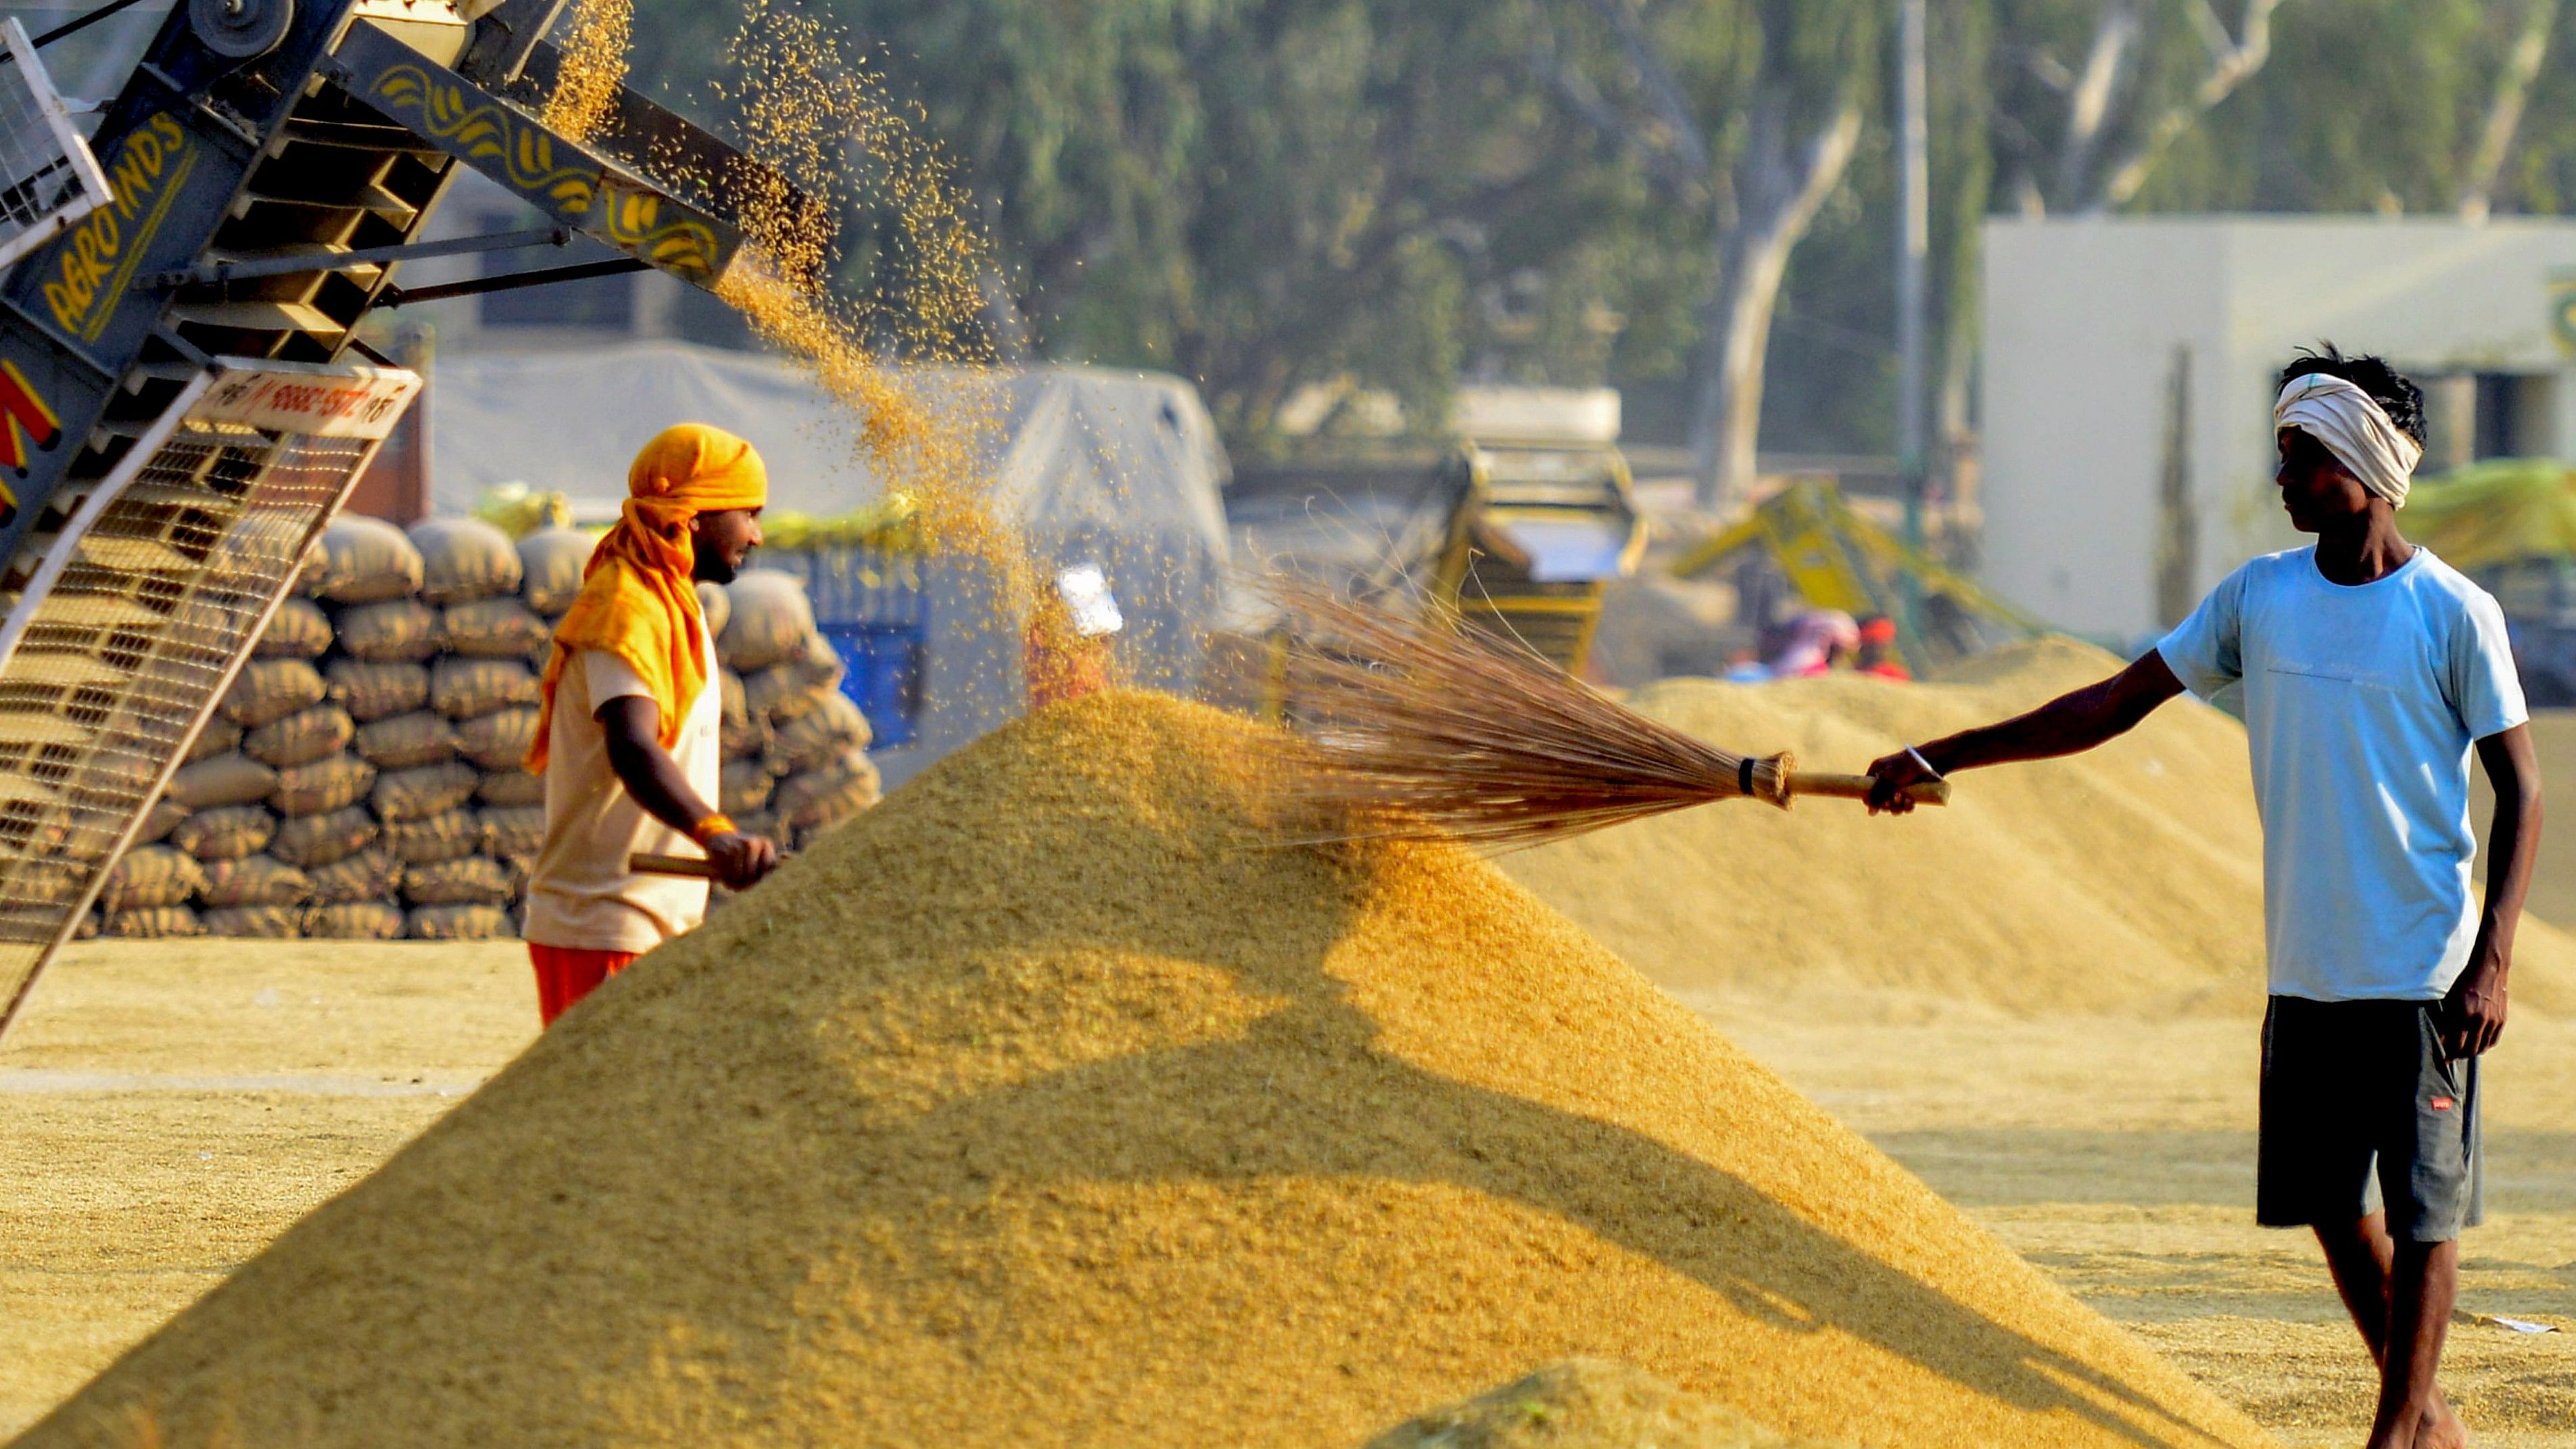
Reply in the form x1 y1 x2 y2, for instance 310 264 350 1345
2273 370 2425 510
1862 346 2541 1449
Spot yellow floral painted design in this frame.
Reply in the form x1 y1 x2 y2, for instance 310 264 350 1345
371 64 598 215
597 179 724 279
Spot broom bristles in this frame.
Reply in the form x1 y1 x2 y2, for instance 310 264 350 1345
1261 581 1790 851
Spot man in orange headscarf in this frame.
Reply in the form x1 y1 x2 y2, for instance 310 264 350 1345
522 423 780 1026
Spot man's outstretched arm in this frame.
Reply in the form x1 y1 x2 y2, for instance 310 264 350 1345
1863 650 2189 813
2449 725 2542 1058
597 696 779 890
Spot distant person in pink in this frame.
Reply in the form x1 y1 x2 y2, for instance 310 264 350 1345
1765 609 1859 679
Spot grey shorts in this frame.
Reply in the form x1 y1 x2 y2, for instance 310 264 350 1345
2258 995 2483 1242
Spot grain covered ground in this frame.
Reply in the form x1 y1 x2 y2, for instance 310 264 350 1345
11 946 2575 1447
1696 987 2576 1449
0 941 535 1438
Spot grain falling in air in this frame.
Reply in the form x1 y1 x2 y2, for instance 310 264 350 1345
706 4 1047 650
539 0 631 141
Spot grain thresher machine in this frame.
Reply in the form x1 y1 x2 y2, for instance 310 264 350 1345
0 0 815 1035
1211 430 1648 720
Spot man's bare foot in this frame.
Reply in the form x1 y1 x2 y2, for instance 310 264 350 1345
2415 1393 2471 1449
2367 1390 2468 1449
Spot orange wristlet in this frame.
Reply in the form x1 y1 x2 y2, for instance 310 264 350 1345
688 813 736 847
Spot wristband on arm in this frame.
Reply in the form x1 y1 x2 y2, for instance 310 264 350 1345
688 813 737 848
1905 746 1945 780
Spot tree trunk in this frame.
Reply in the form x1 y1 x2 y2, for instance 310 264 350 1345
1692 227 1790 508
976 192 1036 365
2051 0 2143 208
978 269 1035 366
2459 0 2559 222
1690 103 1863 508
2086 0 2283 212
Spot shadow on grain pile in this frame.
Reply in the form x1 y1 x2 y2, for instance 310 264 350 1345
14 692 2269 1449
1363 1358 1842 1449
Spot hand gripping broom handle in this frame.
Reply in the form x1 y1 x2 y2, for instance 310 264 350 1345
1787 771 1950 807
631 853 718 878
1752 753 1950 808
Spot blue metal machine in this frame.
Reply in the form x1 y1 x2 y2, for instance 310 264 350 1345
0 0 809 1032
762 545 928 749
0 0 807 570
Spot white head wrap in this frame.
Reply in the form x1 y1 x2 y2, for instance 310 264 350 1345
2273 373 2424 509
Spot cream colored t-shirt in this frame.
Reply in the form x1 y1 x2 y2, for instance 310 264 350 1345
523 617 723 953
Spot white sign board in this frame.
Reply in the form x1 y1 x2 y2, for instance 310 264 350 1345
197 359 424 440
1055 562 1124 638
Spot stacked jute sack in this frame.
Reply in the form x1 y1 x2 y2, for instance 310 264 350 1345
704 568 883 859
92 521 879 942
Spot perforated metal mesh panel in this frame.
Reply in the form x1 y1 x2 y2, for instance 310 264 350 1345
0 16 108 273
0 361 414 1032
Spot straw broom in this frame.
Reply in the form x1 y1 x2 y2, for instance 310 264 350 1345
634 581 1948 881
1262 583 1947 851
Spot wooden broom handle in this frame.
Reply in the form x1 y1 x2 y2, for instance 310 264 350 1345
631 852 719 879
1786 772 1951 807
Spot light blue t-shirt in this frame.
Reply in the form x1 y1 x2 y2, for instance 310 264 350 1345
2156 546 2528 1002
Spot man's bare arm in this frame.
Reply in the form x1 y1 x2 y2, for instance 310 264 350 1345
1863 650 2189 813
597 696 778 890
2449 725 2542 1057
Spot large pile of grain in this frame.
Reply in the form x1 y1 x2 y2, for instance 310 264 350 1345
1503 638 2576 1017
17 692 2265 1449
93 520 878 943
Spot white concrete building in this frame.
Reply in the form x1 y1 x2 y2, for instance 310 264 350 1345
1980 216 2576 639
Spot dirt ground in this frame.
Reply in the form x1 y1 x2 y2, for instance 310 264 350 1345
4 945 2572 1447
1692 987 2576 1449
0 942 538 1441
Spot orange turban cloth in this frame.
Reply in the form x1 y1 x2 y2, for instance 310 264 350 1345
527 424 768 772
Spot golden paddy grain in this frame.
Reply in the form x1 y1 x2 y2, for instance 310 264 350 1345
538 0 630 141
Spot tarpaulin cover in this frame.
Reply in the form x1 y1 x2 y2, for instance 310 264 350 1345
429 341 1231 785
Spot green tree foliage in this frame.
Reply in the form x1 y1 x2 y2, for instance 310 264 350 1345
2109 0 2550 214
1771 0 2574 460
623 0 2576 460
1557 0 1886 500
628 0 1676 444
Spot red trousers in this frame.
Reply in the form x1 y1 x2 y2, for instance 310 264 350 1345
529 944 640 1026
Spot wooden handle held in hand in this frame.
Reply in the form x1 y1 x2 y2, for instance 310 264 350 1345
631 852 718 879
1785 772 1951 807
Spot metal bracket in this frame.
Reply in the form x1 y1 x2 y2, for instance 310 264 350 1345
375 256 648 309
143 225 573 290
151 327 211 369
454 0 570 89
0 18 113 275
31 0 160 49
133 60 260 155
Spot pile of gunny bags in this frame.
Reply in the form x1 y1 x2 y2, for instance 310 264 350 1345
89 517 880 941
